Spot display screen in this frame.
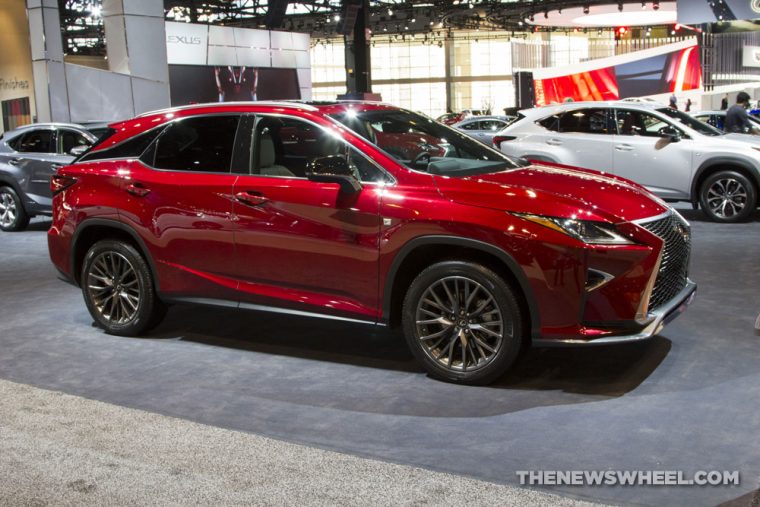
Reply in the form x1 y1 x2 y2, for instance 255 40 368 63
534 46 701 106
168 65 301 106
676 0 760 24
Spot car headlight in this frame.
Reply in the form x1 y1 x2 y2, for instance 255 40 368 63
514 213 635 245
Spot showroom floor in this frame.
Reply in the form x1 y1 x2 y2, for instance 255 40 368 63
0 206 759 506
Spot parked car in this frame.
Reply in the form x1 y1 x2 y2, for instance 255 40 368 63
48 101 695 385
436 109 484 126
494 101 760 222
0 123 96 231
691 110 760 133
453 115 517 144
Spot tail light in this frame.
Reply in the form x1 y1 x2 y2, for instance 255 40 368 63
51 174 78 195
492 135 516 147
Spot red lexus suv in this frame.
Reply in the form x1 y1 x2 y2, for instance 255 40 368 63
48 101 696 384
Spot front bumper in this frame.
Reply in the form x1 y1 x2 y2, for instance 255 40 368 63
533 280 696 346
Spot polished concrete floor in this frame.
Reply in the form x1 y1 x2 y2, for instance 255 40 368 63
0 206 759 506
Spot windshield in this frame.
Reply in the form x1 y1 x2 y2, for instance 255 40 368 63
656 108 723 136
330 109 521 176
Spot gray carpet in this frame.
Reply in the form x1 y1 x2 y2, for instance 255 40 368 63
0 205 759 506
0 379 599 506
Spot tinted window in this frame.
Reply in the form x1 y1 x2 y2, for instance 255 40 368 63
480 120 506 131
558 109 611 134
11 129 54 153
80 127 163 162
657 107 721 136
615 110 671 137
332 109 517 177
59 129 92 154
151 115 240 173
460 121 480 130
253 116 387 182
537 115 560 132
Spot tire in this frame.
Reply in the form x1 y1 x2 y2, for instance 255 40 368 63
81 240 166 336
699 171 757 223
0 186 30 232
402 261 525 385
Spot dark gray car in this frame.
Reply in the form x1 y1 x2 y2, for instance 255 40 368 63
0 123 96 231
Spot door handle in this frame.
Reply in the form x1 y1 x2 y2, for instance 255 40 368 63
235 190 268 207
126 182 151 197
546 139 563 146
615 144 634 152
8 158 21 166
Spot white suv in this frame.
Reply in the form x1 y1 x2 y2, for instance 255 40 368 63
495 101 760 222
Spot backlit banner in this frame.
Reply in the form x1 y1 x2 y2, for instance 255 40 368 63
533 41 701 106
676 0 760 23
169 65 301 106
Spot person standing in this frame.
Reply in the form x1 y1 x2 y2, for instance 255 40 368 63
669 94 678 110
725 91 759 134
720 94 729 110
685 98 692 112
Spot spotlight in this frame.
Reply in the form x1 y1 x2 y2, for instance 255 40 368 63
618 2 623 11
583 5 590 14
653 1 659 10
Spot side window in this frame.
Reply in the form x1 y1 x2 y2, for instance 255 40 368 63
81 127 163 162
537 115 560 132
150 115 240 173
481 120 505 131
460 122 480 130
252 116 388 183
59 129 92 155
10 129 55 153
615 110 672 137
558 109 611 134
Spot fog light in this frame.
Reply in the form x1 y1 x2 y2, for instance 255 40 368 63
586 269 613 292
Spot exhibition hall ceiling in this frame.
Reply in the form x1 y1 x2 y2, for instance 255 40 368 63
57 0 759 55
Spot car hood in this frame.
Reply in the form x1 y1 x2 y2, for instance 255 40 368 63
432 163 668 223
722 133 760 146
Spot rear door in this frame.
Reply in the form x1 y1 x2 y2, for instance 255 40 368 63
3 128 59 204
552 107 616 171
118 114 243 300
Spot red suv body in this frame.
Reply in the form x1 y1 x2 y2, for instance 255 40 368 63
48 101 696 384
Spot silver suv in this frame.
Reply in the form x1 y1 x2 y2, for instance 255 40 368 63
0 123 96 231
495 101 760 222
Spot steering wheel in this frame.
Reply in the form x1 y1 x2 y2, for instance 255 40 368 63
413 151 431 166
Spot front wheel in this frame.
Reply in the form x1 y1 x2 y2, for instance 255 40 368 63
0 186 30 232
402 261 525 385
699 171 756 223
81 240 166 336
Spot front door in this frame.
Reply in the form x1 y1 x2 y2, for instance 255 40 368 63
231 114 386 321
611 109 693 200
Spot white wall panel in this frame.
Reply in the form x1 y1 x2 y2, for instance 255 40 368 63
208 45 238 66
296 68 312 89
236 49 271 67
209 25 236 46
124 16 169 82
271 49 297 68
270 31 294 50
234 28 270 49
165 22 208 65
131 78 170 115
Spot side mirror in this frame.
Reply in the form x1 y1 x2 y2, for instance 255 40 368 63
69 145 89 156
659 126 681 143
306 155 362 193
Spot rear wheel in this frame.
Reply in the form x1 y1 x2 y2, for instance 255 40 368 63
81 240 166 336
0 186 30 232
699 171 756 223
402 261 524 385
